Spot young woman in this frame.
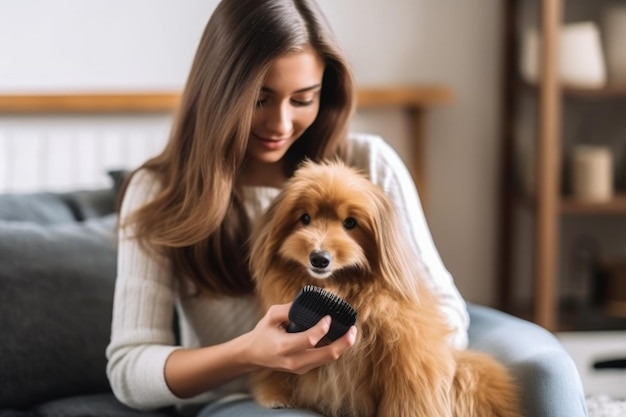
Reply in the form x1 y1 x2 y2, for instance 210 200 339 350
106 0 469 415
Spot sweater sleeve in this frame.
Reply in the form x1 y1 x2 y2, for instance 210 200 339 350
350 134 470 349
105 170 183 410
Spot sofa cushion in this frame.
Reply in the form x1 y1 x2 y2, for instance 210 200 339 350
107 170 129 200
0 193 77 224
60 189 117 221
0 215 118 408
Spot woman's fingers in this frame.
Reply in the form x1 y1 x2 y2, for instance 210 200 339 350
265 303 292 327
265 304 334 351
287 325 358 374
285 315 332 351
248 304 357 374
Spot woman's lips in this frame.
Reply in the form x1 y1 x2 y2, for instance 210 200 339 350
253 134 288 150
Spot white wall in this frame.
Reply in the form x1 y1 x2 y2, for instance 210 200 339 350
0 0 503 306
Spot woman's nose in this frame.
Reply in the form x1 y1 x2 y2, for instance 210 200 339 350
264 104 292 136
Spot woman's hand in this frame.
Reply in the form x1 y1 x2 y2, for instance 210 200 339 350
241 302 357 375
164 302 356 399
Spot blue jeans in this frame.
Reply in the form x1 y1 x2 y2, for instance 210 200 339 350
196 395 321 417
197 305 588 417
468 304 588 417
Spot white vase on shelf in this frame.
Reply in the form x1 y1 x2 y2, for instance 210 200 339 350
569 145 614 202
521 21 607 88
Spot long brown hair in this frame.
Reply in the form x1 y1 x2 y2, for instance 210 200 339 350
120 0 356 297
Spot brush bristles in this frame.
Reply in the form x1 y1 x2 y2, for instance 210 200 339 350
287 285 357 342
296 285 356 319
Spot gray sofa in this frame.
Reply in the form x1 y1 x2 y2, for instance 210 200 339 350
0 182 588 417
0 186 176 417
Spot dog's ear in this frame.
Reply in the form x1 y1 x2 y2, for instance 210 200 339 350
368 187 422 302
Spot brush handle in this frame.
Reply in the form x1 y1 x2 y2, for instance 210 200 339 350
286 306 325 334
286 321 309 333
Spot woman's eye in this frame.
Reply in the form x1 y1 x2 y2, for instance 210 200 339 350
255 98 268 108
300 213 311 225
343 217 357 230
291 97 315 107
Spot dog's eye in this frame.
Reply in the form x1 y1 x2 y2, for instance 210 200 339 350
343 217 357 230
300 213 311 225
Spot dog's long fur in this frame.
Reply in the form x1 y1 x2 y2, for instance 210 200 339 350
249 160 523 417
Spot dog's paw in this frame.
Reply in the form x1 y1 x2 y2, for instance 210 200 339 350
251 374 295 409
253 390 293 409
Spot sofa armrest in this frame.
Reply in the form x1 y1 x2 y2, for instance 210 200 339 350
467 304 588 417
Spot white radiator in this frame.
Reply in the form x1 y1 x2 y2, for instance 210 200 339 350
0 114 172 193
0 107 410 194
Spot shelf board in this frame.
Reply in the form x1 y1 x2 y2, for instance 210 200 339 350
560 194 626 214
564 83 626 99
522 81 626 99
516 190 626 215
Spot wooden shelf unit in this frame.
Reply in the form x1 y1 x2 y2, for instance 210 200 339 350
498 0 626 332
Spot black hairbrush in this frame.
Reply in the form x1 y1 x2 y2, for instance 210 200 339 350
287 285 357 345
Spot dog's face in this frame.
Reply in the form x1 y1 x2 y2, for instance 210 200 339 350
277 185 373 280
250 160 395 288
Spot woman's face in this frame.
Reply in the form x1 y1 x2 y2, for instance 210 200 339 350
248 48 325 166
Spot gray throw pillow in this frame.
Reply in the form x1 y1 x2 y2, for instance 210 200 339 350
0 215 118 408
0 193 76 224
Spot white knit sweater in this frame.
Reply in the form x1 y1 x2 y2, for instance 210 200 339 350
106 133 469 410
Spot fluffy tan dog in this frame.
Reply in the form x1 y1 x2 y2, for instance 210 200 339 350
249 159 523 417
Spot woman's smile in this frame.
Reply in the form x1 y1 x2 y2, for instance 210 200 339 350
251 133 290 151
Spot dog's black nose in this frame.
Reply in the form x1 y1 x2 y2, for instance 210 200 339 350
310 251 331 268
